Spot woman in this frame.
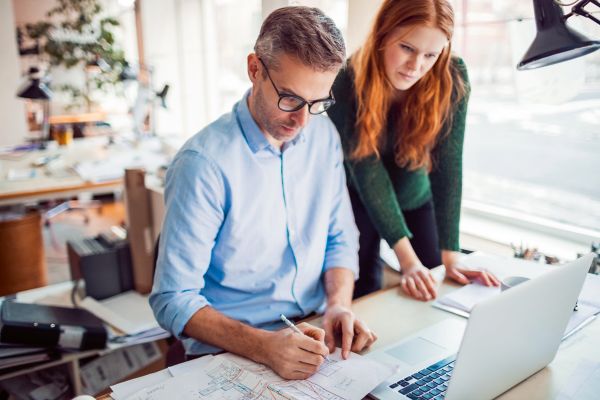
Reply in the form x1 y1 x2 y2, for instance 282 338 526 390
328 0 500 300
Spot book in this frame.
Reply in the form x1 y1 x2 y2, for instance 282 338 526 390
0 301 107 350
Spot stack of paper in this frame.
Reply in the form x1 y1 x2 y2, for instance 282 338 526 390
433 252 600 339
0 344 59 370
110 348 396 400
79 291 169 348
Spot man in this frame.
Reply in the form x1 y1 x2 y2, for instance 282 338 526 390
150 6 376 380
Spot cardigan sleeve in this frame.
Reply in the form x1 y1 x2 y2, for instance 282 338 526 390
328 66 413 247
429 56 471 251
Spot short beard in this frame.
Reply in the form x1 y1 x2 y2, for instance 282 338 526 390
251 86 296 144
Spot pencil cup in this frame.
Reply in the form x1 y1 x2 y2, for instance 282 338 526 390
500 276 529 291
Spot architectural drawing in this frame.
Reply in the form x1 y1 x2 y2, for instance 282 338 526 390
316 359 342 377
125 349 393 400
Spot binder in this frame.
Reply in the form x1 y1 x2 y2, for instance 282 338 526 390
0 301 107 350
0 344 60 370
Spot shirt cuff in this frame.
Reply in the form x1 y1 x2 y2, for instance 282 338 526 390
323 252 359 280
149 291 211 339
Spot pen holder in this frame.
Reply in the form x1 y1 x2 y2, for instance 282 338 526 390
53 124 73 146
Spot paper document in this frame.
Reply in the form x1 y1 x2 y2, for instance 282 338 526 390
123 348 395 400
7 168 37 180
80 291 160 335
434 283 499 315
271 348 395 400
110 355 214 400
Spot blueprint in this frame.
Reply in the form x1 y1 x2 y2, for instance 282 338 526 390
125 357 283 400
124 348 395 400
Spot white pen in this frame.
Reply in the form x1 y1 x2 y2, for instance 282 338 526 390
280 314 329 360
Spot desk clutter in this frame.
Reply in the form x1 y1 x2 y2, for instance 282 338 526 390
66 228 169 346
0 225 169 399
0 301 107 350
110 348 396 400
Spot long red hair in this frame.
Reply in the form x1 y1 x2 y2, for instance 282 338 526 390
351 0 465 171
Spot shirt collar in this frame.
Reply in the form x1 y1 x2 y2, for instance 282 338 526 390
236 89 306 154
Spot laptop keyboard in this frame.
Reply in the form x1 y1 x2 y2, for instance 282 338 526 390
388 355 456 400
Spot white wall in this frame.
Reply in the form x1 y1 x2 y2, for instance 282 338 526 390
346 0 381 55
0 0 27 147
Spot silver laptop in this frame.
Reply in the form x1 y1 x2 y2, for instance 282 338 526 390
368 253 593 400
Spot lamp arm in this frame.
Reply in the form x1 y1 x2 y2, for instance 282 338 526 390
563 0 600 25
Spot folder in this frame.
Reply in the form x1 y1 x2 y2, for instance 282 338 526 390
0 301 107 350
0 344 60 370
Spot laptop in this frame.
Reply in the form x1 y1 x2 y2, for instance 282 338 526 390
367 253 593 400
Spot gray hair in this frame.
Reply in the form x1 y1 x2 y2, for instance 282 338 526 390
254 6 346 72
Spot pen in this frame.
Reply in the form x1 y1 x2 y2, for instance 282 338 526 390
280 314 329 361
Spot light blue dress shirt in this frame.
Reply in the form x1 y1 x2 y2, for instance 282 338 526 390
150 90 359 355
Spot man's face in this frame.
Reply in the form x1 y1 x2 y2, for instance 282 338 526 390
247 53 338 148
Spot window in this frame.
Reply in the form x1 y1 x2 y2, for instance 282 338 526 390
450 0 600 234
208 0 262 118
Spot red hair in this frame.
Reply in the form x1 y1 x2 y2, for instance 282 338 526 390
351 0 465 171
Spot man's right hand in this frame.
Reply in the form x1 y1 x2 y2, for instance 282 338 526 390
260 322 330 380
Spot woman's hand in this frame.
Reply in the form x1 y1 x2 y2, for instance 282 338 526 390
444 264 501 287
400 264 439 301
442 250 501 287
394 237 439 301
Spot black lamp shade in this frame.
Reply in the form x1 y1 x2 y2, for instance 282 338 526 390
118 62 138 81
16 78 53 100
517 0 600 70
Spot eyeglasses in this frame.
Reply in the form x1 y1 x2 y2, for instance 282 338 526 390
258 58 335 115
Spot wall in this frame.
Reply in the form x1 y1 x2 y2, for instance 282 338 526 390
347 0 381 55
0 0 27 147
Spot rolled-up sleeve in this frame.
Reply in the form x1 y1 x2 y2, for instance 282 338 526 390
323 128 360 279
149 150 225 338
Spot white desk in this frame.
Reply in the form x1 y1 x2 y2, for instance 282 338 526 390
0 137 170 206
313 271 600 399
97 269 599 399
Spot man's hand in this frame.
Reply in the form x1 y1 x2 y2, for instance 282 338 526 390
400 264 438 301
261 322 329 380
322 304 377 359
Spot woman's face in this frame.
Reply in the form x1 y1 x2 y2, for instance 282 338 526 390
382 24 448 91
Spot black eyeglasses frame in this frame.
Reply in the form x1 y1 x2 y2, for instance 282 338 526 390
258 57 335 115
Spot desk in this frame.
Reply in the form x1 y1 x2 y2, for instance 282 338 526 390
49 112 107 126
99 271 600 399
317 275 600 399
0 137 170 206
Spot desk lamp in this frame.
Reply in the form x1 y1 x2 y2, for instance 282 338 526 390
517 0 600 70
119 63 170 136
16 67 53 148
